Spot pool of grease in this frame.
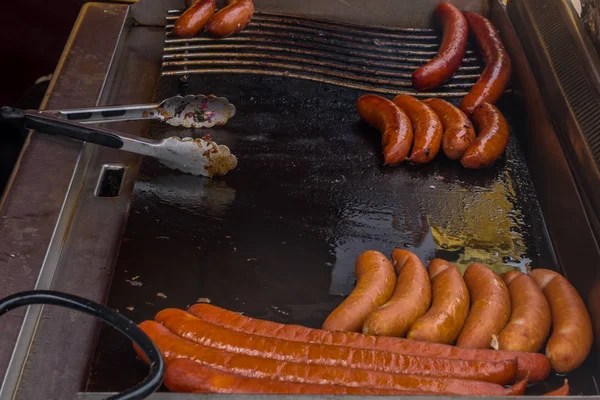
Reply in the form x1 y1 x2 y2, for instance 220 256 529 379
88 74 598 395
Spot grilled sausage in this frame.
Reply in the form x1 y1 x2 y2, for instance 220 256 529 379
407 259 470 344
174 0 217 38
187 303 550 382
530 269 593 373
156 308 516 384
461 102 509 169
165 359 459 395
491 271 551 353
456 264 511 349
138 320 525 396
356 95 413 165
412 3 469 90
322 250 396 332
544 380 570 396
423 98 476 160
206 0 255 38
459 12 511 115
362 249 431 337
392 95 443 164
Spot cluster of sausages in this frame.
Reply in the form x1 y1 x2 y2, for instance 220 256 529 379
322 249 593 376
136 302 572 395
174 0 255 38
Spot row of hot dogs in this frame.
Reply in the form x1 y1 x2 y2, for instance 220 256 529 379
322 249 594 375
173 0 255 38
136 303 567 396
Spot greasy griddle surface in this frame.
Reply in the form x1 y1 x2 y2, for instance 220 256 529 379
88 74 594 394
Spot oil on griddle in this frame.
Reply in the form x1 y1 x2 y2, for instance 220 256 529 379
87 15 573 394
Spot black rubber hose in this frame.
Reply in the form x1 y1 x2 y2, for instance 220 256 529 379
0 290 165 400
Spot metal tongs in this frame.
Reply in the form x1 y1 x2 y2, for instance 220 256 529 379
0 94 238 177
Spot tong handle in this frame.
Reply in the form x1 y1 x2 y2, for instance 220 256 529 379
1 106 124 149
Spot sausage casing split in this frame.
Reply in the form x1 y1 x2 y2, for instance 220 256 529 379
187 303 550 382
456 263 511 349
322 250 396 332
356 95 413 165
206 0 255 38
459 11 512 115
174 0 217 38
491 271 551 353
156 308 517 384
392 95 443 164
423 98 476 160
412 3 469 90
530 269 593 373
362 249 431 337
138 320 525 396
407 259 470 344
461 102 510 169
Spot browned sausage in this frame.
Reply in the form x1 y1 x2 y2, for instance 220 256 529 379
459 12 512 115
407 259 470 344
156 308 517 384
165 358 468 395
423 98 476 160
530 269 593 373
362 249 431 337
174 0 217 38
138 320 526 396
392 95 443 164
460 102 509 169
456 263 511 349
543 379 569 396
188 303 550 382
356 95 413 165
491 271 551 353
412 3 469 90
206 0 255 38
322 250 396 332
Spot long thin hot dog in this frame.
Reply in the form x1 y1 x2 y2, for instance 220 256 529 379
138 321 526 396
187 303 550 382
459 12 511 115
530 269 593 373
412 3 469 90
392 95 443 164
362 249 431 337
156 308 516 384
407 259 470 344
423 98 476 160
456 264 511 349
206 0 255 38
356 95 413 165
174 0 217 38
461 102 510 169
491 271 551 353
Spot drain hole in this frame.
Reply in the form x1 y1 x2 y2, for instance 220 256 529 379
96 165 126 198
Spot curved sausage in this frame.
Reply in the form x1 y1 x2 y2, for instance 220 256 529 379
456 263 511 349
491 271 551 353
544 379 569 396
407 259 470 344
423 98 476 160
165 359 461 395
459 12 512 115
206 0 255 38
138 320 525 396
392 95 443 164
174 0 217 38
412 3 469 90
362 249 431 337
356 95 413 165
530 269 593 373
322 250 396 332
156 308 516 384
188 303 550 382
460 102 509 169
